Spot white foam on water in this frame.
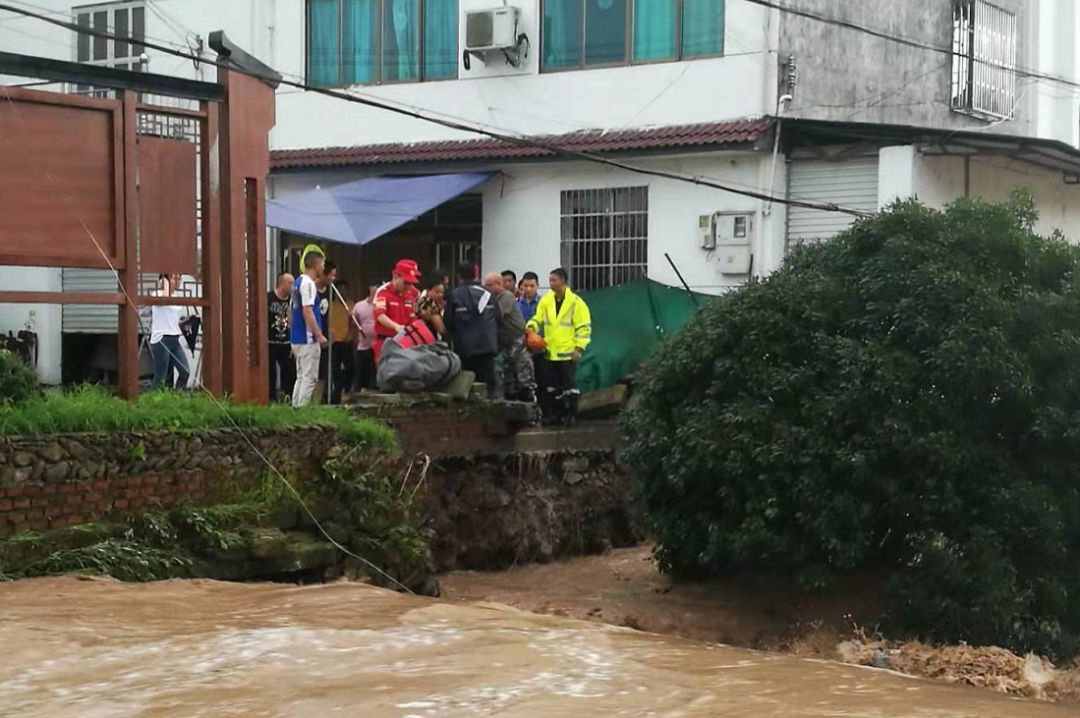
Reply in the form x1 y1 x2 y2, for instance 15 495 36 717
1 624 469 716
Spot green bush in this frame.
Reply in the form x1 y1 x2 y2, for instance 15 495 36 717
0 349 37 405
623 193 1080 658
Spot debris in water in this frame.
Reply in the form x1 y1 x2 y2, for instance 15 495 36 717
837 638 1080 702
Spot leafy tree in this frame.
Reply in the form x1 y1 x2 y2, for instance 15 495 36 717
623 192 1080 657
0 349 37 405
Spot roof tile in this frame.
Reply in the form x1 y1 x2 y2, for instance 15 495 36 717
271 119 774 170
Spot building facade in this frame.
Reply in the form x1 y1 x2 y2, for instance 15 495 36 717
2 0 1080 383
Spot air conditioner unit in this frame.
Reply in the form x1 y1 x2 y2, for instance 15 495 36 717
465 7 521 52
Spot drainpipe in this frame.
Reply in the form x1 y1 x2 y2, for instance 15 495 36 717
765 95 793 216
755 4 784 278
268 0 278 69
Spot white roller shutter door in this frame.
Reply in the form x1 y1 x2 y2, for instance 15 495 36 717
62 269 118 333
786 156 880 253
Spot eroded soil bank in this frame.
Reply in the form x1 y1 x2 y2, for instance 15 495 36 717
441 545 1080 704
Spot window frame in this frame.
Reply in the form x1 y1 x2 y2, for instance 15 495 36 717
305 0 459 88
72 1 146 70
950 0 1017 121
541 0 724 74
560 186 649 292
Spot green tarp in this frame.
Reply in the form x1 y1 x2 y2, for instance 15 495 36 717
576 280 714 393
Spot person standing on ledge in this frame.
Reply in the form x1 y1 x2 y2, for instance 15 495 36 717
351 283 379 393
483 272 535 402
444 262 499 392
373 259 421 364
501 270 518 298
148 273 191 391
516 271 540 323
527 267 591 426
267 271 295 402
290 252 327 408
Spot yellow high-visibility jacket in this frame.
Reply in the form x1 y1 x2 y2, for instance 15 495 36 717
527 287 592 362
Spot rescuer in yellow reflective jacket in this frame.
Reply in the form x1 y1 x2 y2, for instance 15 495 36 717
526 267 591 426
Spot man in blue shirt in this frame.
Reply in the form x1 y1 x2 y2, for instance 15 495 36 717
517 271 540 323
290 252 327 408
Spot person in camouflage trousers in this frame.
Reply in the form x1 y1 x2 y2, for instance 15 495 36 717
483 273 536 402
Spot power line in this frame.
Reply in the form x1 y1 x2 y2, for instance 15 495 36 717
0 0 191 54
0 1 871 218
743 0 1080 95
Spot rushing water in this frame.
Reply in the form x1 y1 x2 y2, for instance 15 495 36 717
0 577 1072 718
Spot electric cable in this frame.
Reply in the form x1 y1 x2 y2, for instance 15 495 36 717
742 0 1080 95
0 1 873 218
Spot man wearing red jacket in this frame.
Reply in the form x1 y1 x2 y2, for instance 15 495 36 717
373 259 421 362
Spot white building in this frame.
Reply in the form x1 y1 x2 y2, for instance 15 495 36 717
2 0 1080 383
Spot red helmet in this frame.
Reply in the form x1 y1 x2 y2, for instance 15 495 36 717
393 259 421 284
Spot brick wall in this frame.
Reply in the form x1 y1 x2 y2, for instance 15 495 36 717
350 400 533 458
0 403 541 538
0 427 339 537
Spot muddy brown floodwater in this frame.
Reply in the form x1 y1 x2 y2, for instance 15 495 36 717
0 576 1075 717
441 545 882 650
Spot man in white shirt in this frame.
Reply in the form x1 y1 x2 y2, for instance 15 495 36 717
149 273 190 390
290 252 328 408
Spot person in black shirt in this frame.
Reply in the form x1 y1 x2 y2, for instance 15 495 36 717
267 272 294 401
444 262 499 393
315 261 339 404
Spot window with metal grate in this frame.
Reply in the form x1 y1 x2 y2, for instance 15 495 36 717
560 186 648 291
951 0 1018 121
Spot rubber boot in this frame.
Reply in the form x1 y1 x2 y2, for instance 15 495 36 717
565 390 580 428
540 387 559 426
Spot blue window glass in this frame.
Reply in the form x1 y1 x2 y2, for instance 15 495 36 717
344 0 377 84
585 0 627 65
308 0 458 85
543 0 724 70
308 0 341 87
543 0 582 69
424 0 459 80
383 0 420 82
682 0 724 57
632 0 676 61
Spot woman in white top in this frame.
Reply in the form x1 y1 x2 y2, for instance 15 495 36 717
149 273 190 390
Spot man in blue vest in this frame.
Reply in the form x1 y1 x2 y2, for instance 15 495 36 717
290 252 327 408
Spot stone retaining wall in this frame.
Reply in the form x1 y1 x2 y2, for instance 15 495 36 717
0 427 338 536
0 401 641 583
424 450 645 572
349 398 536 457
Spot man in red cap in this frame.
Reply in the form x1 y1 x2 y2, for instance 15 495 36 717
372 259 421 363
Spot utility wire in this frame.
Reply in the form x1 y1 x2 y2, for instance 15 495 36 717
0 1 872 218
742 0 1080 95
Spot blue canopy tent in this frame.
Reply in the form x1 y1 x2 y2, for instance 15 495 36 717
266 172 494 245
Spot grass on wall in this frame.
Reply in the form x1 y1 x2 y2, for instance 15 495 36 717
0 384 395 449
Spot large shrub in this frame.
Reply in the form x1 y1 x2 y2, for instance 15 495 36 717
623 193 1080 658
0 349 37 405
